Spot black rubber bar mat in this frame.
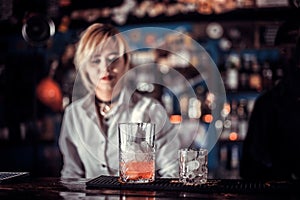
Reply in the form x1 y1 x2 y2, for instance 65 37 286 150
86 176 299 194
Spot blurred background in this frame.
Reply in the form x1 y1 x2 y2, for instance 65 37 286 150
0 0 299 178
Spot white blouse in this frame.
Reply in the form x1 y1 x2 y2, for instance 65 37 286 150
58 88 182 179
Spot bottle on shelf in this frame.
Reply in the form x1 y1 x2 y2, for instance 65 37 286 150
261 60 273 90
228 100 239 141
225 54 240 92
240 53 252 91
248 55 262 92
237 99 248 140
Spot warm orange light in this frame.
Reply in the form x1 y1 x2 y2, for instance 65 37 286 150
36 77 63 112
170 115 182 124
229 132 238 141
202 114 213 123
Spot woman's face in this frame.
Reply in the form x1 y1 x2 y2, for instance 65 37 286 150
86 39 127 95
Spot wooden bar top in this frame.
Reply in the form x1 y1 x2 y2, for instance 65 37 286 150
0 176 299 199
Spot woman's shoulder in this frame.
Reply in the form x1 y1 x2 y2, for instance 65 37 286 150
64 94 94 113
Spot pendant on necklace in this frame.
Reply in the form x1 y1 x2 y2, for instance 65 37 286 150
100 103 111 116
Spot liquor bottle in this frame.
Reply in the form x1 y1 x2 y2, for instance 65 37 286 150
225 59 239 91
161 90 174 115
242 53 252 86
237 99 248 140
248 56 262 91
231 144 239 169
239 54 250 91
229 100 239 139
262 61 273 90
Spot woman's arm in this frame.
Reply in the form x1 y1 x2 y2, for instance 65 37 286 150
58 107 85 178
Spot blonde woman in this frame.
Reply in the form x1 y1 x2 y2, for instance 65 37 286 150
58 23 181 178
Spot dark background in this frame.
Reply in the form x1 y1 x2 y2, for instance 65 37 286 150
0 0 299 178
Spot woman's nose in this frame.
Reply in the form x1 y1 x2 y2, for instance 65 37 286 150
98 60 110 73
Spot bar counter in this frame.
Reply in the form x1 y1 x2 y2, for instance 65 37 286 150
0 176 299 199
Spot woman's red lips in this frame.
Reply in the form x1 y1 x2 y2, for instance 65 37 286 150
101 75 113 81
102 76 109 80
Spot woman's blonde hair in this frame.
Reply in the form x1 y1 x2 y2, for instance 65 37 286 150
74 23 131 92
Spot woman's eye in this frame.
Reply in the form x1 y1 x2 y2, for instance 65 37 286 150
107 55 119 63
91 58 101 64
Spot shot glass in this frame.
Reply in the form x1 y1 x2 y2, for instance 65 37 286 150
178 148 208 185
118 122 155 183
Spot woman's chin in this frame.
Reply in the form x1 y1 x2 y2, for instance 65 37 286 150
98 84 113 91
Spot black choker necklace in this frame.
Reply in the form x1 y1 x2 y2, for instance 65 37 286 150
95 93 120 105
95 93 120 116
